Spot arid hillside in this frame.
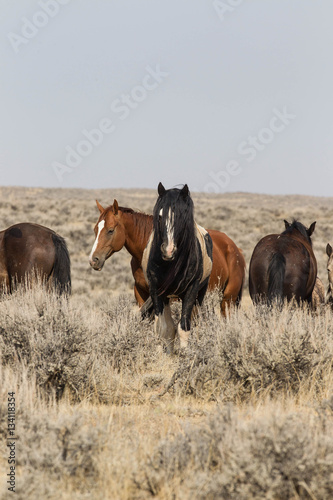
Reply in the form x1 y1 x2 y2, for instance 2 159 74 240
0 186 331 302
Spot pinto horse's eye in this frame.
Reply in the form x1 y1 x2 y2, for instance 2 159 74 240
108 228 115 235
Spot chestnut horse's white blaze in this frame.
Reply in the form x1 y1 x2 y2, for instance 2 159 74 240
89 220 105 263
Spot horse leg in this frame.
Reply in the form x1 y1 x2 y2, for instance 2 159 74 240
131 259 150 307
0 252 10 293
177 323 190 348
134 283 150 307
197 279 209 307
190 279 210 326
220 280 242 316
178 283 204 348
153 298 176 354
0 273 10 294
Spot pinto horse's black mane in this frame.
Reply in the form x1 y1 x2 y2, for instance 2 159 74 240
152 186 198 295
282 219 312 245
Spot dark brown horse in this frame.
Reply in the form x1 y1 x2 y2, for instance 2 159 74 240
249 220 317 305
0 223 71 294
89 199 245 315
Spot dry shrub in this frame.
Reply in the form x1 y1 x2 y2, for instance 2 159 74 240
0 286 93 400
14 410 104 499
0 286 160 403
165 294 333 401
0 380 105 500
137 405 333 499
98 294 159 373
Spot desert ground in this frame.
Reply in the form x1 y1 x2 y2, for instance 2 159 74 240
0 186 333 499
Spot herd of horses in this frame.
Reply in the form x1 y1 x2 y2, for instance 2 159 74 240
1 184 331 353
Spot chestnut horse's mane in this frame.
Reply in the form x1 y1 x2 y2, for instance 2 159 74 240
118 206 153 244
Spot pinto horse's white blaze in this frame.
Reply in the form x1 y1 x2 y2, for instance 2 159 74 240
166 208 175 256
89 219 105 262
160 207 175 259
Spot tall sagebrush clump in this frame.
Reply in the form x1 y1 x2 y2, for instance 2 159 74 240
0 285 161 403
164 294 333 402
136 404 333 499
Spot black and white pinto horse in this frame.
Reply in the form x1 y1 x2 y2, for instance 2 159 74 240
142 183 213 353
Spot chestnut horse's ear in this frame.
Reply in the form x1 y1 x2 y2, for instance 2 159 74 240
113 199 119 215
96 200 105 213
158 182 166 196
284 220 290 229
181 184 189 198
307 221 316 237
326 243 333 257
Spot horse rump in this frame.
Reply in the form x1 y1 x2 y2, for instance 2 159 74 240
267 252 286 305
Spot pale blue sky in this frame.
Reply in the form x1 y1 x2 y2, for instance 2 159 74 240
1 0 333 195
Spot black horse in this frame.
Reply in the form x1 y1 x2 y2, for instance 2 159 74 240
142 183 213 353
249 220 317 306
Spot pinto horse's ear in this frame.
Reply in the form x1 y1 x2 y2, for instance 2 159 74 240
113 199 119 215
326 243 333 257
180 184 189 198
96 200 105 213
158 182 166 196
307 221 316 237
284 220 290 229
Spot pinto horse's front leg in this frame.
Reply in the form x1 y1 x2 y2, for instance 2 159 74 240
178 277 210 348
153 296 176 354
177 283 202 349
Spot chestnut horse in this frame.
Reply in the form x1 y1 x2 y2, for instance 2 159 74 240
249 220 317 306
89 199 245 315
0 223 71 294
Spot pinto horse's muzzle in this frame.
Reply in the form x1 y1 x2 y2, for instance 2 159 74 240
161 242 177 261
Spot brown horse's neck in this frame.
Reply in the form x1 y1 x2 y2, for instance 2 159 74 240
286 229 317 279
121 210 153 262
288 230 313 251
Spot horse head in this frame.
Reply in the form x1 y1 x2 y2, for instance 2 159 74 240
283 219 316 245
89 199 126 270
154 183 192 261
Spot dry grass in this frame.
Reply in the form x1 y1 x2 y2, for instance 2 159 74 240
0 186 333 499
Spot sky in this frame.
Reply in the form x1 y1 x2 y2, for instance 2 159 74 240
1 0 333 196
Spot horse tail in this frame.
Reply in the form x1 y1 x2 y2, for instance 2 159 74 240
52 233 71 295
267 253 286 305
235 252 246 307
235 272 245 307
